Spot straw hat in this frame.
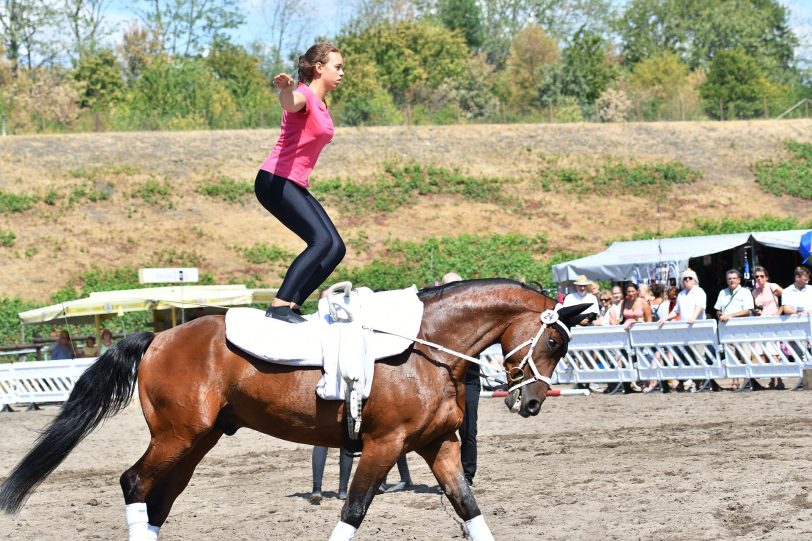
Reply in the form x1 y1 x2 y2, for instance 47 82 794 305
573 275 592 286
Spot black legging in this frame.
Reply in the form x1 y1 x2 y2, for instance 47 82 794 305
255 170 345 306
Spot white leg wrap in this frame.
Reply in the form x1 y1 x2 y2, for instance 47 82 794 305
328 521 357 541
125 503 159 541
465 515 495 541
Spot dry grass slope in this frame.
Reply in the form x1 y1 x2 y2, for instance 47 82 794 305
1 120 811 301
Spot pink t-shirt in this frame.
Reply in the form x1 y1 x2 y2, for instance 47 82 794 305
260 83 334 188
753 282 781 316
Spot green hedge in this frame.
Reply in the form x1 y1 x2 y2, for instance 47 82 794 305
752 140 812 199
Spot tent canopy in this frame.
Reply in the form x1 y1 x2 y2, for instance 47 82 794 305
19 284 279 325
552 230 808 284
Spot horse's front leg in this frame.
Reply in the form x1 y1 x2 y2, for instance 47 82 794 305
416 433 495 541
328 439 401 541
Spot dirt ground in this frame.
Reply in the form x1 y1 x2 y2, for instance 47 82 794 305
1 385 811 540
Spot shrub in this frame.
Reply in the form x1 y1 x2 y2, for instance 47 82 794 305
197 175 253 204
0 228 14 247
751 140 812 199
0 190 37 213
131 178 173 207
239 243 294 265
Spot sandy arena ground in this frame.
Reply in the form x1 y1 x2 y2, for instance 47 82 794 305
1 385 811 540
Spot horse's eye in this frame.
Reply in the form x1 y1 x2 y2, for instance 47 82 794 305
547 338 559 350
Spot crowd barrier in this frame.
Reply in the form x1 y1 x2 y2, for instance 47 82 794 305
555 315 812 384
0 316 810 408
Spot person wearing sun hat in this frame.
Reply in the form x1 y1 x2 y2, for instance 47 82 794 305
563 274 600 324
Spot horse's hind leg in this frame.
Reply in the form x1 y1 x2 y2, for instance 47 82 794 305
120 425 222 540
416 433 494 541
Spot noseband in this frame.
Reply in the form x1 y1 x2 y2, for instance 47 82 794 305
503 309 572 394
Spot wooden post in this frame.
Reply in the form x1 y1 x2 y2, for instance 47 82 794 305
259 110 265 128
40 111 45 132
805 98 810 118
803 368 812 391
763 97 768 119
719 99 724 121
94 111 101 132
548 103 553 123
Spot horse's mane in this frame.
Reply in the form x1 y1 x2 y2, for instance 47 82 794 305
417 278 551 302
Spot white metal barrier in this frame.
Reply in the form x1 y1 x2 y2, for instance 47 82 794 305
0 357 95 407
633 321 724 382
556 325 637 384
719 315 812 379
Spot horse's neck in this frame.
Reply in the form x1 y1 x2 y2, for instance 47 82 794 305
422 284 549 378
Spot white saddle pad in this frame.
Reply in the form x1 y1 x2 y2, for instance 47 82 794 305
225 286 423 400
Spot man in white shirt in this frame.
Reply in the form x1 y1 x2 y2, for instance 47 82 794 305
714 269 755 321
562 274 599 325
659 268 707 325
782 266 812 315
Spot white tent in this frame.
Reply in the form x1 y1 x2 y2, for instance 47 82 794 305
552 230 808 284
18 284 279 328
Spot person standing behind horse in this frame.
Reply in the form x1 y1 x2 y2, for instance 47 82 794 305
442 272 480 486
255 43 346 324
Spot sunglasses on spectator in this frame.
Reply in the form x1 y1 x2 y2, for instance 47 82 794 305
600 298 610 302
755 274 766 278
682 277 694 281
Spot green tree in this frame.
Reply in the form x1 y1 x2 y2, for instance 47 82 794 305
700 49 780 119
337 20 468 106
126 55 236 127
438 0 484 49
73 49 124 110
615 0 798 74
627 51 699 120
205 38 272 110
330 57 401 126
497 23 559 112
560 28 618 105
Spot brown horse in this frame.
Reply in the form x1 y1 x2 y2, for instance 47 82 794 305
0 279 589 540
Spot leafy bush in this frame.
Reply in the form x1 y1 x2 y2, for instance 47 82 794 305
0 228 14 247
239 243 294 265
536 157 700 196
197 175 254 204
0 297 38 346
312 163 515 215
131 178 173 207
0 190 37 213
751 140 812 199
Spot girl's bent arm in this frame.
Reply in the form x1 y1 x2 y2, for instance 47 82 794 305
273 72 306 112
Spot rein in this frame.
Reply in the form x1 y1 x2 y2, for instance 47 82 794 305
363 308 572 392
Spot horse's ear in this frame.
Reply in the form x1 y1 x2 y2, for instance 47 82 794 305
556 303 594 329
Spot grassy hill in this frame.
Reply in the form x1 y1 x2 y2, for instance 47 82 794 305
1 119 811 305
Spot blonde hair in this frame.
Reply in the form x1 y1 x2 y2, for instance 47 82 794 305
298 42 341 85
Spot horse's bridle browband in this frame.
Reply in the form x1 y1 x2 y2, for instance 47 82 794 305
503 309 571 393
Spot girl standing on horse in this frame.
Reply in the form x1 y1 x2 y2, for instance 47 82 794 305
255 43 345 324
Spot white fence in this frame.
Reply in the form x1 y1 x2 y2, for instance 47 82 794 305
555 315 812 384
0 357 95 409
0 316 810 408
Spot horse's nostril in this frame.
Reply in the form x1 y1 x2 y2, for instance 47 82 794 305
527 399 541 415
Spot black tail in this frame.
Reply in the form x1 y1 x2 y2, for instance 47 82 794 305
0 331 155 514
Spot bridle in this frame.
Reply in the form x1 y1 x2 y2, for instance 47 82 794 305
503 309 572 393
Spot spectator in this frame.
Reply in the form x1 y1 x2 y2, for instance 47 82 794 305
442 271 479 486
714 269 756 390
781 266 812 363
99 328 115 354
658 269 708 392
655 287 681 392
782 266 812 315
621 282 653 329
82 336 100 357
588 282 601 297
649 284 666 321
659 269 707 325
563 275 599 325
309 447 354 504
596 289 613 325
49 330 75 360
752 266 784 389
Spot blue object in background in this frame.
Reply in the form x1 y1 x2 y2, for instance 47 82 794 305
800 230 812 263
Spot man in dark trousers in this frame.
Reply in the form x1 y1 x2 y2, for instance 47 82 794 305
441 272 480 486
